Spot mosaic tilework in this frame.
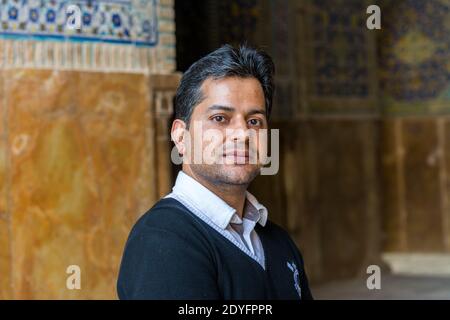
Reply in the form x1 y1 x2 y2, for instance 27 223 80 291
380 0 450 114
215 0 261 46
309 0 370 98
299 0 378 116
270 0 296 119
0 0 158 46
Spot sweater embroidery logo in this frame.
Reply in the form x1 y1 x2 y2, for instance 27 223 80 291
287 261 302 299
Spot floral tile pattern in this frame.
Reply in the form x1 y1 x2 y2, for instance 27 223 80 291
0 0 158 46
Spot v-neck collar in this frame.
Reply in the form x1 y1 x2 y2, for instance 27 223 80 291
167 195 268 270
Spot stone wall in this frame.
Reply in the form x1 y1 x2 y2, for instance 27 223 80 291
0 0 176 73
0 0 179 299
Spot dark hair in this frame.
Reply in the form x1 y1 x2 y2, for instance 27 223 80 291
174 44 275 127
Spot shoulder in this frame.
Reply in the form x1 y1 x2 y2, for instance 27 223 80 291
133 197 193 230
117 198 220 299
125 197 212 249
119 197 217 272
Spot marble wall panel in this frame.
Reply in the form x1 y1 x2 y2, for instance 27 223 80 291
2 69 157 299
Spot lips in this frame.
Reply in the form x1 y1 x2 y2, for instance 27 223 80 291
222 150 252 165
223 150 249 158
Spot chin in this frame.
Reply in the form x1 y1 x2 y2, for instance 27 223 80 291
217 165 260 185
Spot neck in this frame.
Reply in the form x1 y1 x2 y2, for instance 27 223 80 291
182 167 248 218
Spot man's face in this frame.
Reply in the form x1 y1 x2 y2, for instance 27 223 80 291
182 76 268 186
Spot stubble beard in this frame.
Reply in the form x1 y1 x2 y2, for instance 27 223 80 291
189 163 261 188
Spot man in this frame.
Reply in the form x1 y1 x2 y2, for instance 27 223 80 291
117 44 313 300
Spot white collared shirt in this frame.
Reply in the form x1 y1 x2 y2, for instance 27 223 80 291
164 171 268 269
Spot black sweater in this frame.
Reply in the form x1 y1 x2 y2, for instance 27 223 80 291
117 197 313 300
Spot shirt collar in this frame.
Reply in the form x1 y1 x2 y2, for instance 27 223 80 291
171 171 268 229
245 190 268 227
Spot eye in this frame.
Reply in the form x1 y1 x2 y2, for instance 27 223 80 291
248 118 262 126
211 115 226 123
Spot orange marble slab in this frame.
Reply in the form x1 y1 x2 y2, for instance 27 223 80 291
0 70 12 299
0 217 11 300
2 69 159 299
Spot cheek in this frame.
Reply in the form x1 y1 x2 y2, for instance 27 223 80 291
201 129 227 156
250 130 263 149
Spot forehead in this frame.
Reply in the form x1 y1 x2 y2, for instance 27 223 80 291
199 77 265 107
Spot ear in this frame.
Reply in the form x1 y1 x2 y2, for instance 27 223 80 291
171 119 187 156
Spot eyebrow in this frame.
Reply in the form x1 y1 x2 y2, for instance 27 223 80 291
208 105 266 116
208 105 235 112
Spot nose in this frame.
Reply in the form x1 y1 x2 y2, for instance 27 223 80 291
227 117 250 144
